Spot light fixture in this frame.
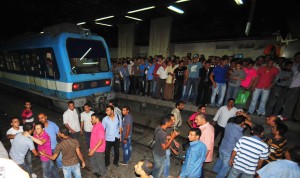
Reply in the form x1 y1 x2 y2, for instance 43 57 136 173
40 32 44 34
77 22 86 25
175 0 190 3
95 22 113 27
235 0 243 5
94 15 114 21
125 16 143 21
127 6 155 14
167 5 184 14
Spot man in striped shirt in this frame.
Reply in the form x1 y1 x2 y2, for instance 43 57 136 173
228 125 269 178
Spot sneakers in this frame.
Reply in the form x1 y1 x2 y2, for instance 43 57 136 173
119 162 128 166
31 173 37 178
278 115 288 121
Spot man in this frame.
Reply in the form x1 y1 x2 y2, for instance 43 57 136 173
39 125 86 178
188 105 206 128
248 58 279 116
171 101 184 129
196 61 213 106
183 54 202 103
9 123 39 178
212 98 238 147
109 100 122 119
257 146 300 178
210 56 229 107
6 117 23 145
212 116 246 178
28 122 59 178
38 113 62 169
63 101 80 140
173 60 187 101
88 113 107 177
102 105 122 167
152 116 180 178
228 125 269 178
135 159 154 178
178 128 207 178
120 106 133 165
194 113 214 178
80 103 94 149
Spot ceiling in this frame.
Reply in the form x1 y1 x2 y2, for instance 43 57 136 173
1 0 299 46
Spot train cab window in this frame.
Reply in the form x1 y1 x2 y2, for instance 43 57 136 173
66 38 109 74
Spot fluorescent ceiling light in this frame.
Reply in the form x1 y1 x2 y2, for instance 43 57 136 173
40 32 44 34
95 22 113 27
127 6 155 14
167 5 184 14
83 62 99 65
234 0 243 5
94 15 114 21
77 22 86 25
125 16 143 21
175 0 190 3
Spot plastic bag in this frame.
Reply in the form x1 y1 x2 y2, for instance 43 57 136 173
235 90 250 105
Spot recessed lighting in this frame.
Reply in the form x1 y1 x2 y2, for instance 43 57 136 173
77 22 86 25
167 5 184 14
94 16 114 21
127 6 155 14
95 22 113 27
125 16 143 21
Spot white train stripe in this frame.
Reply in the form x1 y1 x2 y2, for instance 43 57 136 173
0 71 73 92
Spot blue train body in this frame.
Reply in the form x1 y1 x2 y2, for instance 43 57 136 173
0 25 114 110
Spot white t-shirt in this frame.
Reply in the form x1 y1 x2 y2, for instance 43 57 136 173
63 109 80 132
6 126 23 144
80 111 94 132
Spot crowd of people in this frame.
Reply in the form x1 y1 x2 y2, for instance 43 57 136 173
111 51 300 122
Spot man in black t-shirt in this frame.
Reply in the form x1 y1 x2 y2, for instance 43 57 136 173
173 60 187 101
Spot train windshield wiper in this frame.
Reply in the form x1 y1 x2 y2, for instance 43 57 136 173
79 47 92 61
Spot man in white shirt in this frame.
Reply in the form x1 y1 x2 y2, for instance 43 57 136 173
80 103 94 149
63 101 80 140
212 98 238 147
6 117 23 144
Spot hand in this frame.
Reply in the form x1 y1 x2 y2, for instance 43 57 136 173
81 162 86 168
80 130 83 135
171 130 180 138
88 149 95 157
174 141 180 148
39 150 46 156
211 121 216 126
229 159 234 167
213 83 217 88
123 140 127 144
23 132 30 137
70 129 75 134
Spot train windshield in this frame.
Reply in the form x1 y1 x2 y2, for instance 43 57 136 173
66 38 109 74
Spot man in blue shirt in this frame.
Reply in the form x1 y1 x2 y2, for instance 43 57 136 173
179 128 207 178
102 105 122 167
212 116 246 178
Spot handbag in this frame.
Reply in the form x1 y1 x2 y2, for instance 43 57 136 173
148 127 160 149
235 89 250 105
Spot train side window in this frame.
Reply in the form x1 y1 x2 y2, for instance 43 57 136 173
45 52 60 79
31 53 42 76
0 55 5 71
11 53 21 72
5 56 12 71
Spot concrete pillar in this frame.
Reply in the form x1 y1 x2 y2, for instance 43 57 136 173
118 23 135 58
148 17 172 57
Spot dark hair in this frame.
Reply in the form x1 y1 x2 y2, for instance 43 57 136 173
275 123 288 136
175 101 184 107
23 123 33 132
10 117 19 122
234 115 246 125
252 125 264 135
284 60 293 66
84 103 91 107
106 105 114 111
247 60 255 65
205 61 211 65
289 146 300 163
160 115 173 125
198 105 206 110
109 99 119 107
122 106 130 111
68 101 74 105
34 121 45 129
59 125 70 136
195 113 206 120
140 159 153 175
190 128 201 136
227 98 235 102
91 113 101 120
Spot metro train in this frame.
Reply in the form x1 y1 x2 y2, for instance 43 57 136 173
0 24 114 111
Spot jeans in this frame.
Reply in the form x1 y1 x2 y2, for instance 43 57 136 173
152 153 166 178
212 151 231 178
248 88 270 114
62 163 82 178
18 162 32 178
226 86 240 102
52 149 62 169
227 167 254 178
163 149 171 177
105 137 120 166
25 150 32 173
41 160 60 178
122 137 132 163
84 131 91 149
123 76 130 93
183 78 199 102
145 80 153 96
152 79 157 97
174 80 184 101
90 152 107 176
211 83 227 107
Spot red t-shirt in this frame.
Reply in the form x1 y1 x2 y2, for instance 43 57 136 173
255 66 279 89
